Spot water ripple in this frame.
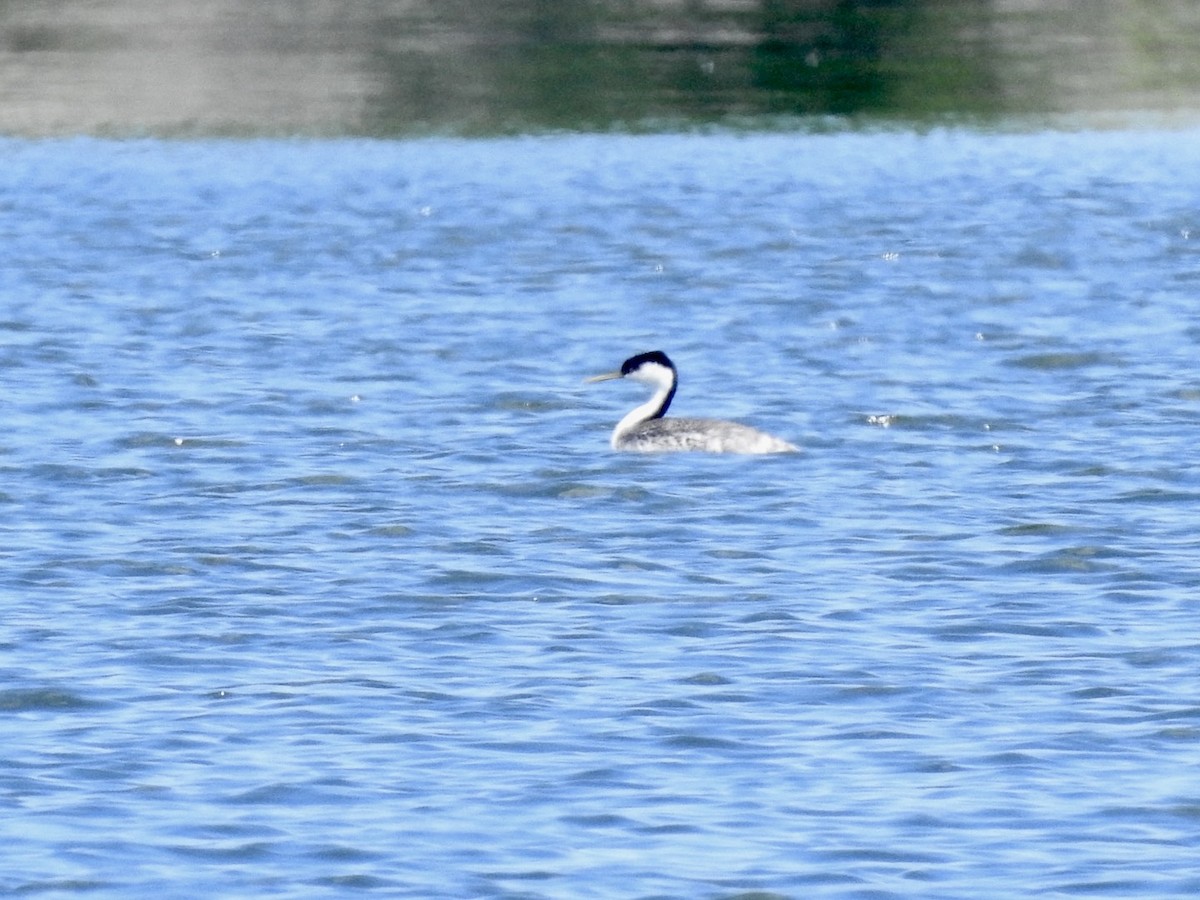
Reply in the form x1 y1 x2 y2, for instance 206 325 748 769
3 129 1200 898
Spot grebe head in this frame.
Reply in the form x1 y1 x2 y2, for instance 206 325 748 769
587 350 676 388
620 350 675 385
586 350 679 425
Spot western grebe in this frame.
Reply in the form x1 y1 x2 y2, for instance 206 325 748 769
586 350 798 454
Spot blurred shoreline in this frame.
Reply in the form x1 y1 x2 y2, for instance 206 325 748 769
2 0 1199 136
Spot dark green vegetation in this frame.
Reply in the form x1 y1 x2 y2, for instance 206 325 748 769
1 0 1198 135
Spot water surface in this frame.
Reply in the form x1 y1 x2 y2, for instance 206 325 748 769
3 128 1200 897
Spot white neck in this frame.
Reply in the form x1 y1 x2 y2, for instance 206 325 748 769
611 363 676 448
611 393 667 447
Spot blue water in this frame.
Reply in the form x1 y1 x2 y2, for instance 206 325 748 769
3 128 1200 898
